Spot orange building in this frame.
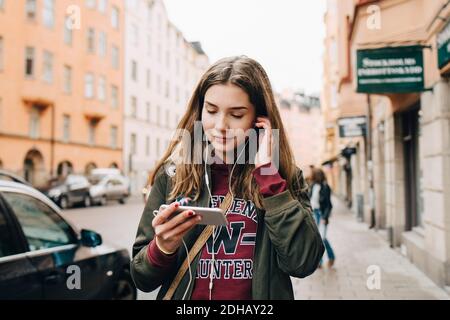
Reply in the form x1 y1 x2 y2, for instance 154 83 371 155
0 0 124 188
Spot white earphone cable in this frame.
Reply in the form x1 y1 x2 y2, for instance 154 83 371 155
205 139 249 300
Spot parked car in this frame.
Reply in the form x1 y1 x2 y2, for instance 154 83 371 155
43 174 92 209
0 169 31 186
0 180 136 299
89 174 130 206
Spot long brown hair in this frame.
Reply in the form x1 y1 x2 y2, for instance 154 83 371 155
150 56 299 208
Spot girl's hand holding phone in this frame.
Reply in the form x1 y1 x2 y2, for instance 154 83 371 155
152 202 202 254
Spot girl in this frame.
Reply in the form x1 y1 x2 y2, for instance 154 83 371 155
131 56 324 300
310 168 335 268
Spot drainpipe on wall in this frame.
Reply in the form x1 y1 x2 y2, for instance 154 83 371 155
366 94 376 229
50 103 55 179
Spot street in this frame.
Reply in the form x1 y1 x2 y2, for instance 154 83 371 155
61 195 450 300
293 196 450 300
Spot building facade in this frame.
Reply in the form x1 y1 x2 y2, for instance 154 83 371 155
0 0 124 188
323 0 450 289
123 0 209 194
277 90 323 173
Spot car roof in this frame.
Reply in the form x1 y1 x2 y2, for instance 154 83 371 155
0 170 31 185
91 168 121 175
0 180 82 235
0 180 63 212
0 181 129 254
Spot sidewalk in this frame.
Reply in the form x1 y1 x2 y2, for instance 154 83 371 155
291 196 450 300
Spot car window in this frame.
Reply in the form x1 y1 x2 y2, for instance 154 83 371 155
66 176 76 185
88 174 104 185
112 179 123 186
80 176 88 184
2 192 76 251
0 201 21 258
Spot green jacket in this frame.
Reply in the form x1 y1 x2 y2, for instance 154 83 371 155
130 164 325 300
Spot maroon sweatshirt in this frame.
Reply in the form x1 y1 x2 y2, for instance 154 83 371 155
147 162 287 300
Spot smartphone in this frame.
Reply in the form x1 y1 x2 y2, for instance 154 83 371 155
159 204 227 226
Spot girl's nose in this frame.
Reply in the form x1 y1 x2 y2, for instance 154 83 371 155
215 114 229 132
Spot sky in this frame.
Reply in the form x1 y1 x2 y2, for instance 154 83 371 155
164 0 327 95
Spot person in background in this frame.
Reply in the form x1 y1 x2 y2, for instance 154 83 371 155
306 164 315 190
310 168 335 268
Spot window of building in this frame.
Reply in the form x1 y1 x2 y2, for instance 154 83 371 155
42 50 53 83
146 102 150 122
98 31 107 56
131 60 137 81
111 6 119 30
157 43 161 63
63 65 72 94
146 69 151 88
156 105 160 125
131 96 137 118
130 133 136 155
0 97 2 131
157 74 161 95
26 0 37 19
98 0 107 13
29 106 40 138
156 137 160 157
86 0 96 8
165 80 169 98
147 3 152 22
25 47 35 77
63 114 70 142
111 85 118 109
111 45 119 69
84 73 94 98
147 34 151 56
110 125 117 149
131 23 138 47
98 76 106 101
64 16 73 45
42 0 55 28
145 136 150 157
0 36 3 71
87 28 95 53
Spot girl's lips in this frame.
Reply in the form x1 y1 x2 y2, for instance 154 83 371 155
213 136 231 144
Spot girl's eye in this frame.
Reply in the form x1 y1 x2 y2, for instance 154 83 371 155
206 109 216 114
231 114 244 119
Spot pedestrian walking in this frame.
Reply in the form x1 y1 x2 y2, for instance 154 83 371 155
310 168 335 268
130 56 324 300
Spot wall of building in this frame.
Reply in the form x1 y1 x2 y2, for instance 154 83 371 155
348 0 450 288
123 0 209 195
0 0 124 188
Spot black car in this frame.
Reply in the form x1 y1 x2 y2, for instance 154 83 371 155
0 180 136 299
44 174 92 209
